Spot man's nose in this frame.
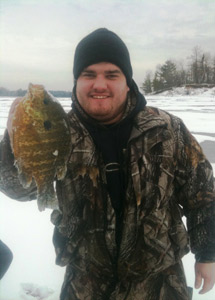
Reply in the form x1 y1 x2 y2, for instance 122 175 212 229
93 76 107 91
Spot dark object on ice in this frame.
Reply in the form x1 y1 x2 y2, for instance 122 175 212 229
0 240 13 280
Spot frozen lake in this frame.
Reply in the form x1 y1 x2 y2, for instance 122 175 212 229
0 94 215 300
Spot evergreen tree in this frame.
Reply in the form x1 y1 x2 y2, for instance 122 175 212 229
158 60 178 88
142 73 152 94
152 71 165 91
141 47 215 90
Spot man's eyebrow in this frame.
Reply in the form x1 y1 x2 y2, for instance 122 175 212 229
81 69 122 74
104 70 122 74
82 69 95 74
105 70 121 73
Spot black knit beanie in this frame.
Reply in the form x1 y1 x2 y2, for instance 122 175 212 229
73 28 133 87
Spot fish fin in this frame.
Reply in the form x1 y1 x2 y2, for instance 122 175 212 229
14 159 22 173
15 160 32 188
18 172 32 189
37 184 59 212
56 164 67 180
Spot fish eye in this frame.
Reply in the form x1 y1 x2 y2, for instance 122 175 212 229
44 120 52 130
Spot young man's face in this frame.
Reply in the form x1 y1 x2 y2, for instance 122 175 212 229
76 62 130 124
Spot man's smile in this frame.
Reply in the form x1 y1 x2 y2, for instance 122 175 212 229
76 62 129 124
90 94 110 99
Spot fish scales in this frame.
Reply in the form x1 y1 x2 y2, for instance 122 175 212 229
8 83 71 211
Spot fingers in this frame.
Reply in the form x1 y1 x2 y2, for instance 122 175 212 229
199 277 215 294
195 271 202 290
195 262 215 294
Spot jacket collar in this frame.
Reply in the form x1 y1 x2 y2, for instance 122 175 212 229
129 107 168 142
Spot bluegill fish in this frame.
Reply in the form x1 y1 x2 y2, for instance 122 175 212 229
8 83 71 211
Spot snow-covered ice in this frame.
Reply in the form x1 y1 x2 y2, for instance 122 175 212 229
20 282 54 300
1 88 215 299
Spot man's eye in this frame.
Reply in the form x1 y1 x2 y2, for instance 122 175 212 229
82 73 95 78
107 74 118 79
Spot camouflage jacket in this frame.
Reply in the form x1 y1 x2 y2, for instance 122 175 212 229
1 105 215 299
51 106 215 293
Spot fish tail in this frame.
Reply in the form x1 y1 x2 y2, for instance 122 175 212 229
37 184 59 212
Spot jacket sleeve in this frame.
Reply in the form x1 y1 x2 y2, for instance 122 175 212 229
0 129 37 201
173 117 215 263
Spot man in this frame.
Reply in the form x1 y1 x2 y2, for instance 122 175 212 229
0 28 215 299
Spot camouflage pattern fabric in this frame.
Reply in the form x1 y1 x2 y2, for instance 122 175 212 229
58 260 192 299
1 102 215 299
50 105 215 299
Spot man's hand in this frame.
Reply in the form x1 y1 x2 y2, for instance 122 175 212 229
195 262 215 294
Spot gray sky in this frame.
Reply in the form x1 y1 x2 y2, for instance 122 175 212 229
0 0 215 90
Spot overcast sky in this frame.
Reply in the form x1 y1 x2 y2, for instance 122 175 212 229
0 0 215 90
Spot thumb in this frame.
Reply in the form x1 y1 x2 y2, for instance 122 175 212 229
195 271 202 289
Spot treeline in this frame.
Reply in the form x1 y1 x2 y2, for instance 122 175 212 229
0 87 72 98
142 46 215 94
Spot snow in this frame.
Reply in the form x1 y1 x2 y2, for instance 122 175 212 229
1 89 215 299
0 198 65 299
20 282 54 300
151 86 215 97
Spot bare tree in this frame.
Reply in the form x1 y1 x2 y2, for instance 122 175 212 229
141 46 215 90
